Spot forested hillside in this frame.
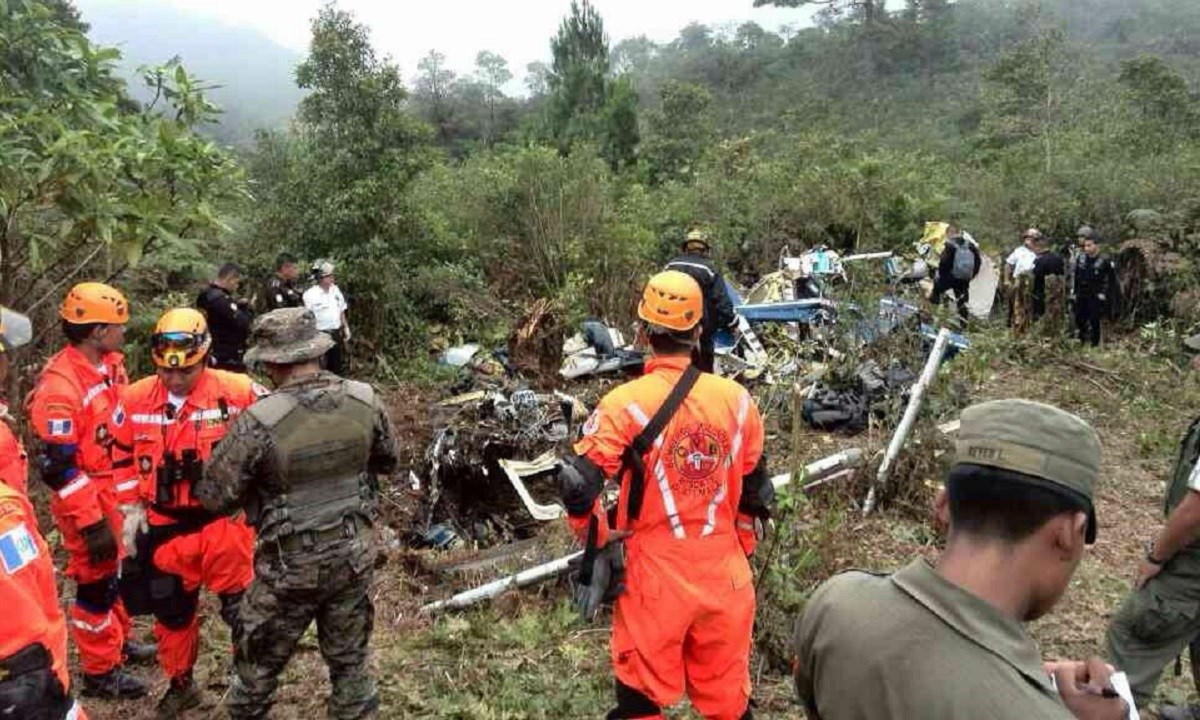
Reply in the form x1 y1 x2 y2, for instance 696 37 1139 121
73 0 304 145
7 0 1200 371
241 0 1200 363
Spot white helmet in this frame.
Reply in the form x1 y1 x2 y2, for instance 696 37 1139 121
0 308 31 354
312 259 335 279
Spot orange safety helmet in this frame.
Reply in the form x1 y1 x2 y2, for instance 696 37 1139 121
151 308 211 369
60 282 129 325
637 270 703 333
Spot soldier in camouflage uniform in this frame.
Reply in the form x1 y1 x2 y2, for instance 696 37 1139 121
195 307 398 720
1105 417 1200 718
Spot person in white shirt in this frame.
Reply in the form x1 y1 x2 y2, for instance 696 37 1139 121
1005 228 1041 282
302 259 350 375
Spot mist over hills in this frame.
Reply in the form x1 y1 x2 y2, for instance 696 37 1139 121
76 0 305 145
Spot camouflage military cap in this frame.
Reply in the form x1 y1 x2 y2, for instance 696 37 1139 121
244 308 335 365
956 399 1101 540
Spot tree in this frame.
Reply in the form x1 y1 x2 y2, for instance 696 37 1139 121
414 50 457 144
602 75 639 171
525 61 551 98
981 27 1077 170
1119 55 1194 127
1 0 244 308
547 0 611 149
642 81 716 184
754 0 886 74
475 51 512 145
269 4 432 258
544 0 638 169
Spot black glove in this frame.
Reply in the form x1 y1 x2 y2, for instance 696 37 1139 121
80 520 118 564
574 540 626 623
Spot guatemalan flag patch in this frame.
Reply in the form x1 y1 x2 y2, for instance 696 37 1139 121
0 522 39 574
47 418 72 437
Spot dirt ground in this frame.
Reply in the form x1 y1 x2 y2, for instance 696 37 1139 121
79 338 1200 719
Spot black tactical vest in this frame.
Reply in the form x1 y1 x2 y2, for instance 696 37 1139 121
246 379 377 543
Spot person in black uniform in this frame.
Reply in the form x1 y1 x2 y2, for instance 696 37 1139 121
665 229 738 373
1031 235 1065 319
196 262 254 372
1072 233 1119 346
261 253 304 312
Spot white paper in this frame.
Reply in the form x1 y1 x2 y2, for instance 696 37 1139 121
1046 669 1139 720
1109 672 1139 720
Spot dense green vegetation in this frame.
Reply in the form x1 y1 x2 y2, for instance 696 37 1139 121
6 0 1200 368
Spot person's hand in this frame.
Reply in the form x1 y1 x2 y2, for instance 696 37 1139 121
342 325 352 342
1135 557 1163 589
119 503 148 559
1050 658 1129 720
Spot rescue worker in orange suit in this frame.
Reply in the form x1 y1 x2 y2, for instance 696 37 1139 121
112 308 264 717
560 270 774 720
0 307 89 719
27 283 153 699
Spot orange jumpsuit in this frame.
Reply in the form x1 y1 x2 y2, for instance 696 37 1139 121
0 482 88 719
0 405 28 494
112 368 263 680
27 345 131 676
573 355 765 720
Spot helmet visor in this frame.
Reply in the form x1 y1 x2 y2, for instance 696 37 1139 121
152 332 206 368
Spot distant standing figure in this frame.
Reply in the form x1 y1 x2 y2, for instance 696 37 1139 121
1005 228 1040 283
302 260 349 375
1031 235 1066 319
931 222 981 320
261 252 304 312
664 229 738 373
196 263 254 372
1072 232 1118 346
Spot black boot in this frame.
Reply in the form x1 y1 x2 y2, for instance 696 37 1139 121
156 672 203 719
122 639 158 665
81 667 148 699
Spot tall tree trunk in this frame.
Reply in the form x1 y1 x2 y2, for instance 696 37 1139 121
1 210 15 307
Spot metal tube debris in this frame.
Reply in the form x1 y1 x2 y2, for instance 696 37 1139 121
419 550 583 615
862 327 952 516
770 447 866 491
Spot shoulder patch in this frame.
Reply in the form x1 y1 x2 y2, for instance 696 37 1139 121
0 522 39 575
247 392 299 428
582 409 602 437
46 419 73 437
344 379 375 406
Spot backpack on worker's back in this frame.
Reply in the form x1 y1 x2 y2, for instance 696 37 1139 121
950 239 976 282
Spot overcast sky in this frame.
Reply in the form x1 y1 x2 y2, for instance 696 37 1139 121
84 0 818 87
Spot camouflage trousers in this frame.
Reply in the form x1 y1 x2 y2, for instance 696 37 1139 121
1105 565 1200 706
226 558 376 720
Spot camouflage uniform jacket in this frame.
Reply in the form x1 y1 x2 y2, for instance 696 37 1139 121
196 371 398 574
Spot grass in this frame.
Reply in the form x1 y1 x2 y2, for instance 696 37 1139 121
79 323 1200 719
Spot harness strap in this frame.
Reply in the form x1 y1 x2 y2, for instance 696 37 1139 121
621 364 701 525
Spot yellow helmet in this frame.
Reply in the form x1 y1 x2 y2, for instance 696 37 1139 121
151 308 211 369
637 271 703 333
60 282 129 325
